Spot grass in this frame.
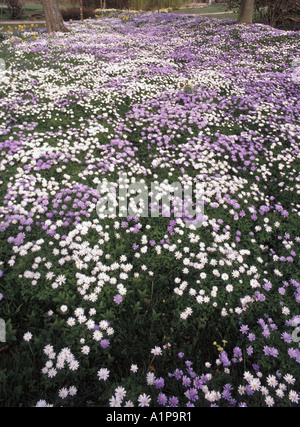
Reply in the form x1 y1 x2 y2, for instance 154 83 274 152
0 2 83 21
201 13 238 20
0 9 299 409
173 3 235 15
0 2 237 22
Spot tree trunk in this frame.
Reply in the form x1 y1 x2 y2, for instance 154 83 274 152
41 0 69 33
80 0 83 21
238 0 255 24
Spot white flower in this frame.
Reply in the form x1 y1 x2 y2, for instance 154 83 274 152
93 330 103 341
98 368 110 381
59 388 69 399
282 306 290 315
284 374 295 385
238 386 245 395
146 372 155 385
44 345 54 356
244 371 254 382
115 386 126 400
69 386 77 396
109 396 122 407
138 393 151 407
82 345 90 355
99 320 109 330
69 360 79 371
130 364 138 373
151 346 162 356
67 317 76 327
23 332 33 342
48 368 57 378
267 375 278 388
276 389 285 398
250 378 261 391
265 396 274 407
289 390 299 404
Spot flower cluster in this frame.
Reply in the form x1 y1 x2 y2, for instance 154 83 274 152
0 12 299 407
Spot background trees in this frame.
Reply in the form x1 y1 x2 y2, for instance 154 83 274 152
238 0 254 24
229 0 300 27
5 0 25 19
40 0 69 32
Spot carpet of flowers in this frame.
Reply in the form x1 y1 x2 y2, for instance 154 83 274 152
0 12 299 407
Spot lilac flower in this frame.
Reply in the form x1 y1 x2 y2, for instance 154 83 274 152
240 325 249 334
174 369 183 380
155 377 165 389
233 347 242 358
168 396 179 407
182 375 191 387
193 377 203 389
263 346 279 358
219 351 231 367
113 294 123 304
248 333 256 342
157 393 167 406
247 346 254 356
100 339 110 349
185 388 198 402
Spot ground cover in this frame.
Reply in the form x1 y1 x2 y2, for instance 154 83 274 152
0 12 299 407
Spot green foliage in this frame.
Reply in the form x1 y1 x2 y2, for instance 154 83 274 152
226 0 300 27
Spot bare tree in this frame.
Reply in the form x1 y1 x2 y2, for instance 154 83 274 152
40 0 69 33
238 0 255 24
80 0 83 21
6 0 25 20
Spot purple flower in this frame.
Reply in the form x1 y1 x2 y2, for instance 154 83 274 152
113 294 123 304
240 325 249 334
247 346 254 356
155 377 165 389
219 351 231 367
100 339 110 349
157 393 167 406
193 377 202 389
182 375 191 387
174 369 183 380
263 346 279 358
185 388 198 402
233 347 242 358
168 396 179 407
248 333 256 342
